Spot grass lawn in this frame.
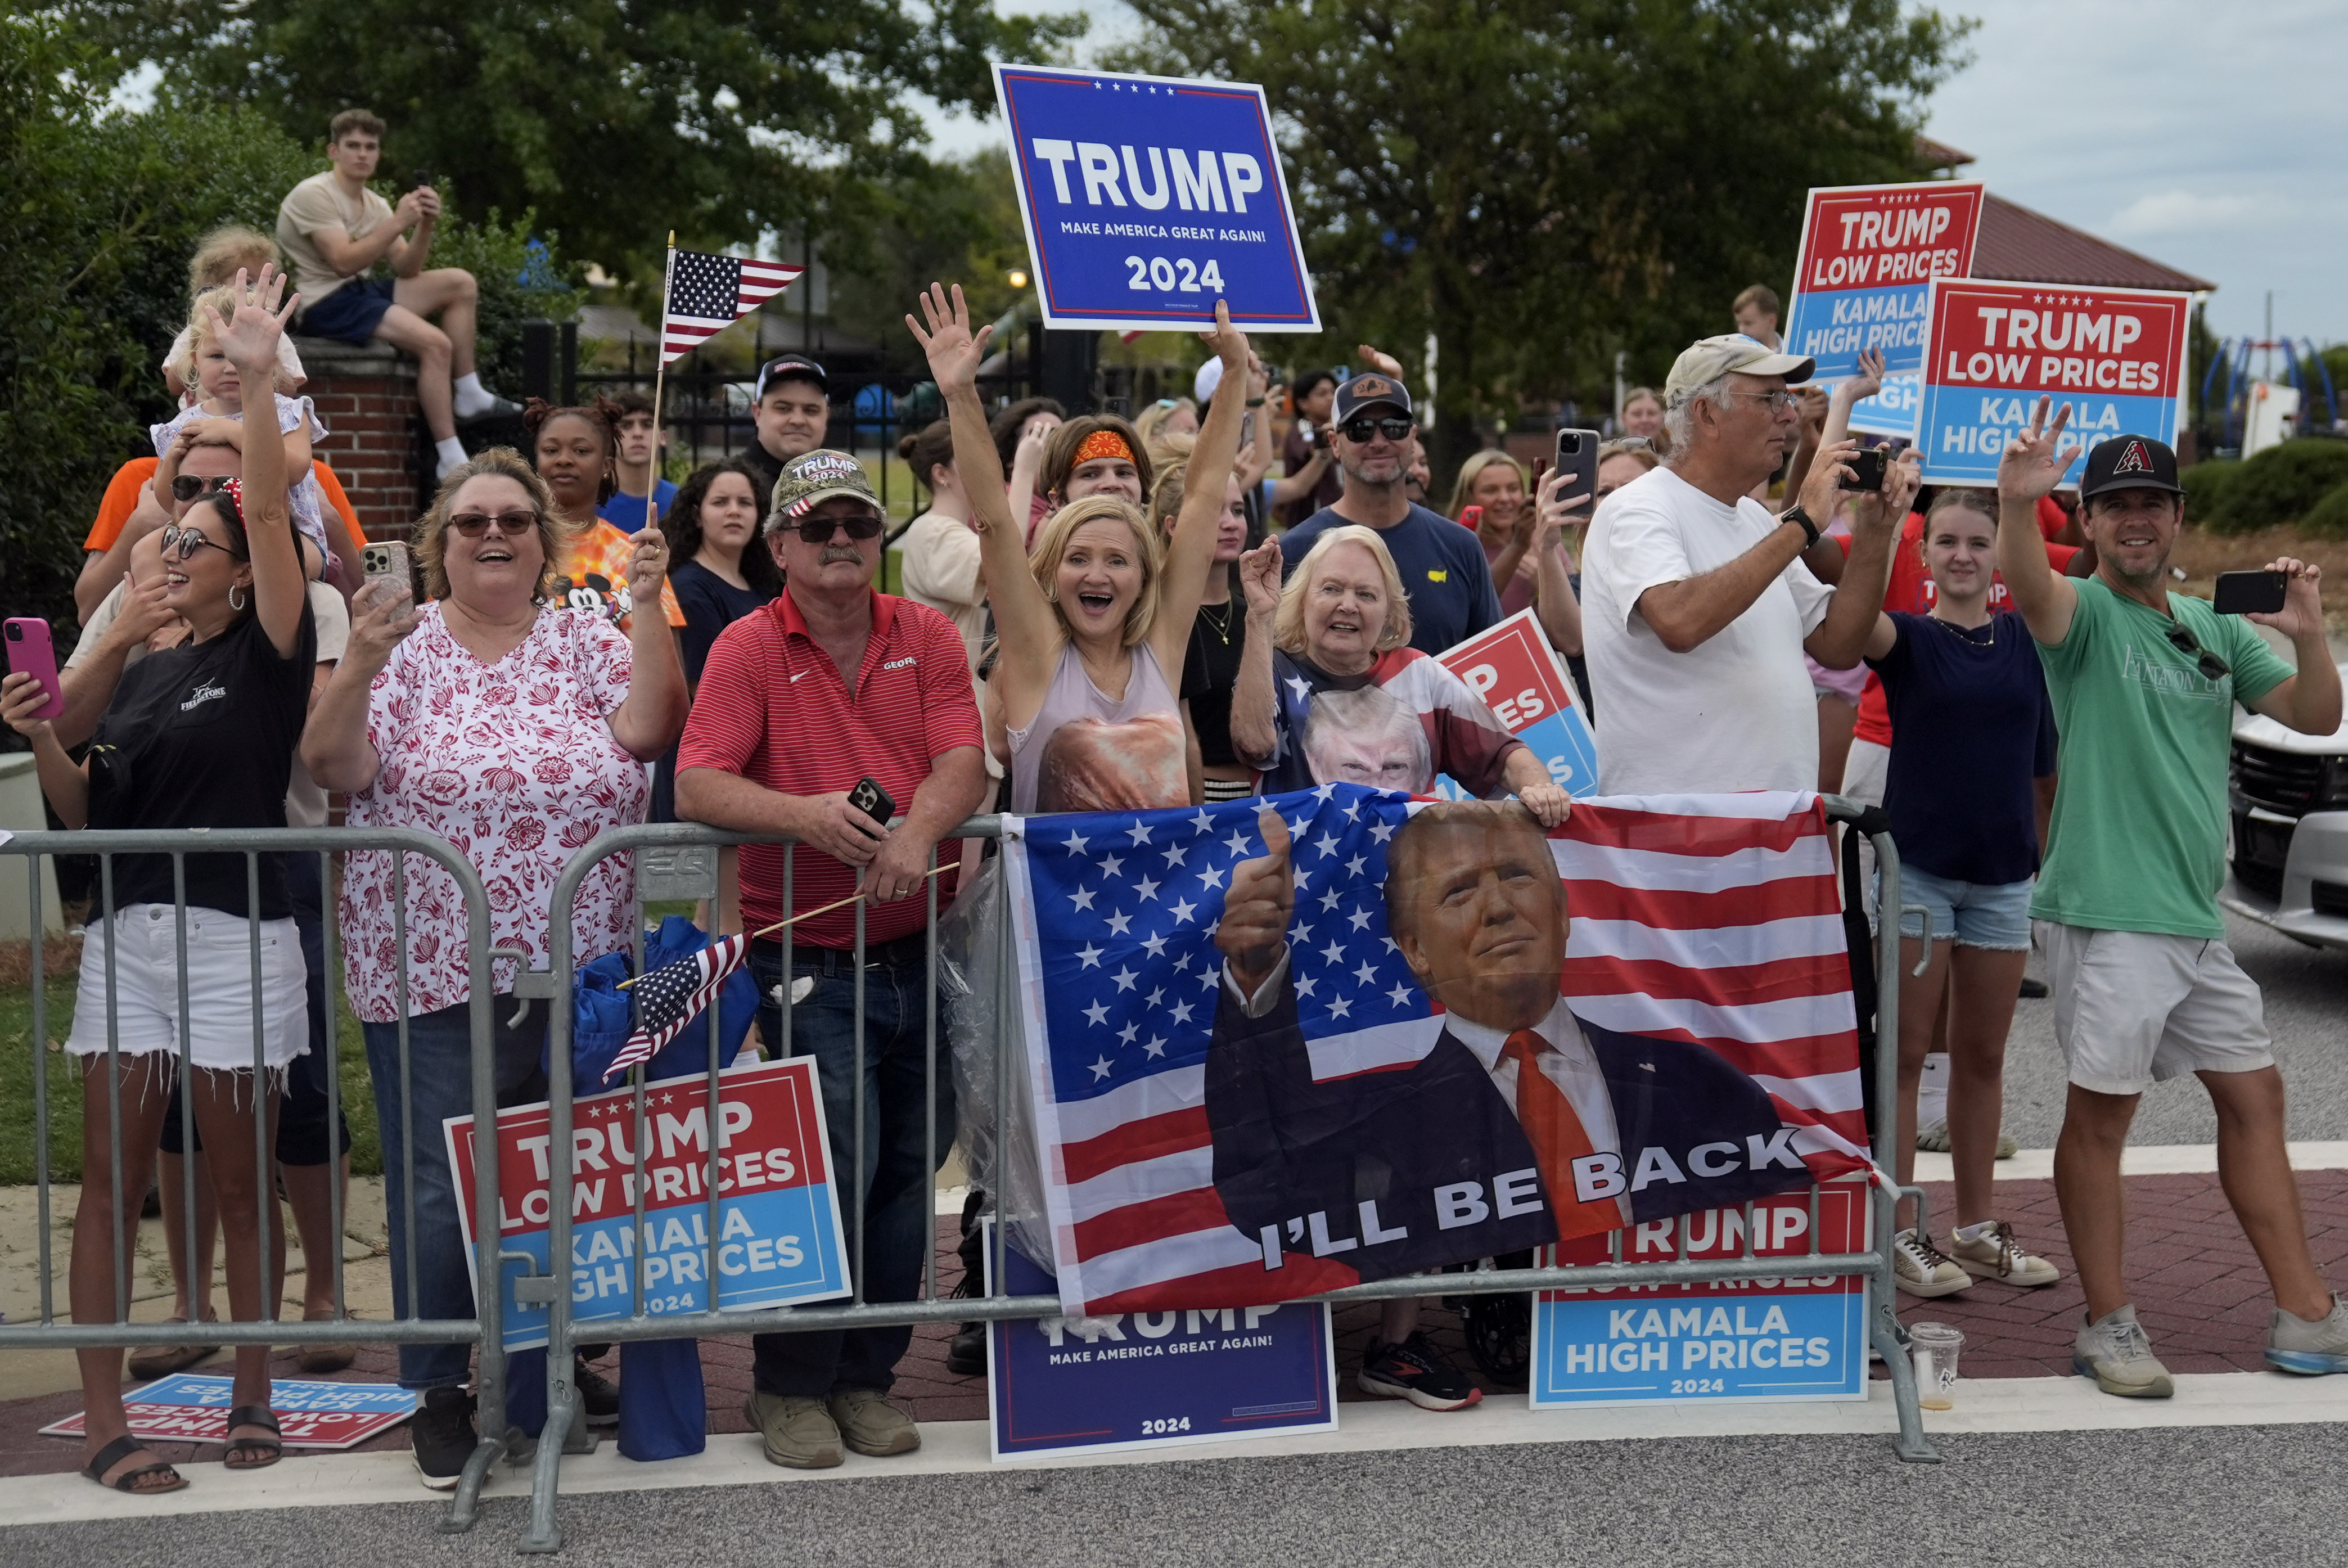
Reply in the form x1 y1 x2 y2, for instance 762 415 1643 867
0 979 384 1185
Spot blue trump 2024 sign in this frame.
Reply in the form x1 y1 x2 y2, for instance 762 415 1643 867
987 1232 1337 1461
993 64 1320 335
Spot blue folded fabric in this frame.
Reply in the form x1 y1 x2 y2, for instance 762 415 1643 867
560 915 758 1089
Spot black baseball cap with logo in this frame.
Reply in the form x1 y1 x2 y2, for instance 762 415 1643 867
754 353 828 402
2080 434 2183 500
1332 372 1414 425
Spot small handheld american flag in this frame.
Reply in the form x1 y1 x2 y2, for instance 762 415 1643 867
604 932 750 1083
660 247 805 366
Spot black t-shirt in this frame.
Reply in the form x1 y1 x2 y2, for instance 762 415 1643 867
670 560 774 684
1178 596 1249 767
86 602 317 918
735 441 785 515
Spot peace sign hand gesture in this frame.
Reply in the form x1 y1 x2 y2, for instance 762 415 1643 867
1997 396 2083 504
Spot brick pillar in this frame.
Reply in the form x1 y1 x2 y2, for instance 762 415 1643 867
296 336 423 540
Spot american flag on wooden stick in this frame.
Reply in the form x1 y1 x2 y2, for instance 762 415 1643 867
603 933 750 1083
660 249 804 366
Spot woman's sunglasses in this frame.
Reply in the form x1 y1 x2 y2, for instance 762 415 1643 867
159 524 242 562
449 511 542 539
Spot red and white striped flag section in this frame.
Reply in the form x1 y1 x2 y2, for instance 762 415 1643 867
1004 787 1865 1317
660 247 804 366
603 932 750 1083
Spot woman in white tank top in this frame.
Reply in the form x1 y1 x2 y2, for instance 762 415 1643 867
910 286 1252 813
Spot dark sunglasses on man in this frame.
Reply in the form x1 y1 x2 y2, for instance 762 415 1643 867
788 510 885 545
170 473 236 503
2164 621 2231 683
1341 415 1414 444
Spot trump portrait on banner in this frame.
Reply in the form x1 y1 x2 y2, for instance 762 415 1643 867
1205 800 1797 1279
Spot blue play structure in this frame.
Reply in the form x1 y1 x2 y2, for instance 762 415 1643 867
2202 336 2340 448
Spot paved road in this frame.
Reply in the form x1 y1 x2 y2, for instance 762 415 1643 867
1996 909 2348 1148
11 1425 2346 1567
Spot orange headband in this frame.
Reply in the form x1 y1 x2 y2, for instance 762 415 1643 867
1072 429 1135 468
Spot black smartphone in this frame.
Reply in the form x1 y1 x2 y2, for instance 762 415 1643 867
412 169 434 192
1838 447 1889 492
1553 427 1600 506
846 776 896 828
2213 570 2287 616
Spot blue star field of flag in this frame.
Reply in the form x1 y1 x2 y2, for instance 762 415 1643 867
1024 783 1429 1104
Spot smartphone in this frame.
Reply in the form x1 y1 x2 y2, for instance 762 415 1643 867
847 776 896 828
2213 570 2287 616
1458 504 1484 534
362 542 416 614
1553 427 1600 506
2 618 65 721
412 169 434 192
1838 447 1889 492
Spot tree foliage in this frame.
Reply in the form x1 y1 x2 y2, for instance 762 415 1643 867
70 0 1084 280
1111 0 1970 476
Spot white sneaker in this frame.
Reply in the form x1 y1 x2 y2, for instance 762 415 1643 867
1892 1228 1971 1297
1948 1220 2060 1288
2074 1305 2173 1398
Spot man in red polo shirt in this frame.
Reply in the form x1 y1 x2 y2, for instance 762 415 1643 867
676 449 986 1472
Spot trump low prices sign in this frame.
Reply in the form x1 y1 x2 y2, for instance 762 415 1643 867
42 1375 417 1449
447 1059 851 1353
1917 278 2191 487
1784 182 1984 386
1432 609 1599 802
994 64 1319 334
1529 1183 1869 1408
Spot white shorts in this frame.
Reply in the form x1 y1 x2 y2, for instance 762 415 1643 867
66 904 309 1073
2036 921 2274 1097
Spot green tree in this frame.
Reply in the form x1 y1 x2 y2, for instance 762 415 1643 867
70 0 1084 280
1112 0 1970 482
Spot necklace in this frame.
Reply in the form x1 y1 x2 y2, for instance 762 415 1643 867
1196 597 1234 646
1929 614 1994 648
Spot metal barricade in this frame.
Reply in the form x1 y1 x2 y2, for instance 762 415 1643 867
0 827 516 1531
521 799 1930 1551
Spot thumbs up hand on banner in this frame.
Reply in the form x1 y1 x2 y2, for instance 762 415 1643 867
1216 807 1296 999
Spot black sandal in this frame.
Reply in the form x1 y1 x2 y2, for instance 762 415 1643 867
83 1433 187 1495
223 1404 283 1470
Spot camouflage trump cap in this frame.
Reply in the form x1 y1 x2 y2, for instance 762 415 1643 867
767 448 880 534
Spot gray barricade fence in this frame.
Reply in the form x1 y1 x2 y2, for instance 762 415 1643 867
0 827 516 1532
520 803 1933 1553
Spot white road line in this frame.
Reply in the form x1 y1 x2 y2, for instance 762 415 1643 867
8 1371 2348 1529
1912 1140 2348 1184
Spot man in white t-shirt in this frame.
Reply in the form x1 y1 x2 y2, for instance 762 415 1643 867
276 108 516 477
1581 334 1911 794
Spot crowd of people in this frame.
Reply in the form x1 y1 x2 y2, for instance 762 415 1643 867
7 160 2345 1494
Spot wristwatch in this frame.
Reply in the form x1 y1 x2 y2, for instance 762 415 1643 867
1781 504 1820 548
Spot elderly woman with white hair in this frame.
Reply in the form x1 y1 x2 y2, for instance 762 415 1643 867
1229 523 1567 822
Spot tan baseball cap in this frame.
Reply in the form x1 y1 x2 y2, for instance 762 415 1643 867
766 448 880 532
1663 334 1815 406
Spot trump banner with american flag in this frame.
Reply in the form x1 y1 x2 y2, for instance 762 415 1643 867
1004 784 1864 1317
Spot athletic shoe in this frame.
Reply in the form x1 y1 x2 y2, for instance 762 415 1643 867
575 1359 620 1426
743 1392 842 1469
828 1388 921 1456
1358 1332 1482 1411
1914 1120 2020 1159
1948 1220 2059 1288
2266 1294 2348 1375
1892 1228 1971 1297
454 394 524 425
2073 1305 2174 1398
412 1386 477 1491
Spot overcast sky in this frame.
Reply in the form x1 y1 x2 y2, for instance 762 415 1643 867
930 0 2348 346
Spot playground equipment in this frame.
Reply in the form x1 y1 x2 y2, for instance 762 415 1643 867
2202 335 2340 450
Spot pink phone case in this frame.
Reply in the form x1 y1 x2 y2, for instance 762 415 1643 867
3 618 65 720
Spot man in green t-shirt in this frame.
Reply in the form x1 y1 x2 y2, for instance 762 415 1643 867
1998 405 2345 1398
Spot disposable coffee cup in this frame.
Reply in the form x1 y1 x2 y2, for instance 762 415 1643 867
1908 1321 1964 1411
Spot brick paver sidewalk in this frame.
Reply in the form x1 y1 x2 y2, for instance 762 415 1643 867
6 1169 2341 1480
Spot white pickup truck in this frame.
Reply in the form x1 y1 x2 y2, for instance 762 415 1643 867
2225 660 2348 950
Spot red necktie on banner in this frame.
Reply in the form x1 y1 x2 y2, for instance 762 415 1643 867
1502 1029 1622 1242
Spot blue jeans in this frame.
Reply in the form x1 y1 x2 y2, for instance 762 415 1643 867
749 940 954 1398
363 996 549 1389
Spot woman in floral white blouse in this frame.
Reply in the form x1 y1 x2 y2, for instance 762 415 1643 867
302 447 686 1486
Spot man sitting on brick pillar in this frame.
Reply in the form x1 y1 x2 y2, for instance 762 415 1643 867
276 108 516 479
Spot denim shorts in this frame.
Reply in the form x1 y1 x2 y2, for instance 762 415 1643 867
1892 865 2034 950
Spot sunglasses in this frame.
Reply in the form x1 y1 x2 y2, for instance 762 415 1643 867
159 524 242 562
1341 415 1414 444
2164 621 2230 683
787 511 885 545
449 510 541 539
170 474 235 503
